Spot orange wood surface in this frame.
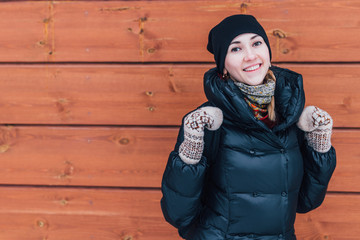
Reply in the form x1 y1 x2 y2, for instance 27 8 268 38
0 126 357 192
0 1 359 62
0 2 51 62
0 187 179 240
329 130 360 192
0 125 174 188
0 187 358 239
0 0 358 239
294 193 360 240
0 64 359 127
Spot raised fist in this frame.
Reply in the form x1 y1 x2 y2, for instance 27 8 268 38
184 106 223 135
297 106 333 153
179 106 223 164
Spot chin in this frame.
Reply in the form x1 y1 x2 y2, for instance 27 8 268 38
245 79 264 86
232 72 266 85
250 73 268 85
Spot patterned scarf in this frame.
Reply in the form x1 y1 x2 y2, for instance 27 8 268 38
234 80 275 120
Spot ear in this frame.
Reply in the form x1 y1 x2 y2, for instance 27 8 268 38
222 69 229 79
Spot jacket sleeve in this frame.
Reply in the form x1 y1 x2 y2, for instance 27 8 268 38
296 130 336 213
160 120 208 237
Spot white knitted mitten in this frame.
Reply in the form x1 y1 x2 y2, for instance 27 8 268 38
297 106 333 153
179 106 223 164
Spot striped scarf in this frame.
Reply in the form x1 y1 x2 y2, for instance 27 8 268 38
234 80 275 120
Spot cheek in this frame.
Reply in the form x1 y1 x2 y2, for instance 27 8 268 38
225 55 242 72
264 55 271 65
261 50 271 64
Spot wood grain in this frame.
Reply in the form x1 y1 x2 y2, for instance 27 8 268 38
0 64 358 127
0 64 207 125
0 1 357 239
295 193 360 240
0 126 357 192
0 126 175 188
0 2 51 62
329 129 360 193
0 187 358 239
0 187 180 239
0 1 359 62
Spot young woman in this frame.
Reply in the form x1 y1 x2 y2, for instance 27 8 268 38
161 14 336 240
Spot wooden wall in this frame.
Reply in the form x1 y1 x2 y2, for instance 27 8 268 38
0 1 359 239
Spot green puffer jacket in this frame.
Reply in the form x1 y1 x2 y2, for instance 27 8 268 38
161 66 336 240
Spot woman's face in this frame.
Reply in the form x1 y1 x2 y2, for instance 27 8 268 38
224 33 270 86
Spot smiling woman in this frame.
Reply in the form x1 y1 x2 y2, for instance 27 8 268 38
224 33 276 122
224 33 271 86
161 14 336 240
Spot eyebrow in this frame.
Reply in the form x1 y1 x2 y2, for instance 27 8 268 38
229 34 260 45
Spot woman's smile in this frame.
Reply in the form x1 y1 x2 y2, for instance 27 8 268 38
243 63 262 72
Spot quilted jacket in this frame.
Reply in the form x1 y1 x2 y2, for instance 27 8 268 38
161 66 336 240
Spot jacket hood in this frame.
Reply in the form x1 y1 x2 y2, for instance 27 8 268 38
203 66 305 132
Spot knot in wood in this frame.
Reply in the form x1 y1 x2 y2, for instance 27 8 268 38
60 199 68 206
273 29 287 39
147 48 156 54
145 91 154 97
36 218 49 228
0 144 10 153
37 221 45 227
119 138 130 145
240 3 248 13
139 17 147 23
282 48 290 54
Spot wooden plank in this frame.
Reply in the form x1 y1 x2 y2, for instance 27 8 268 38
0 1 360 62
0 126 175 188
54 0 360 62
0 187 180 239
0 2 51 62
0 64 358 127
0 187 358 239
287 64 360 128
0 126 358 192
328 129 360 193
294 193 360 239
0 64 207 125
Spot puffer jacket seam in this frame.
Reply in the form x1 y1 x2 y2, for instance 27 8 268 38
224 149 232 233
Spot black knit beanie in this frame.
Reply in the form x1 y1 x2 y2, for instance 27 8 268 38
207 14 272 74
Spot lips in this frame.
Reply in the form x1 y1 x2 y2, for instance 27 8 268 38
243 64 262 72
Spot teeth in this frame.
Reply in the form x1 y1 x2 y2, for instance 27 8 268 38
244 64 261 71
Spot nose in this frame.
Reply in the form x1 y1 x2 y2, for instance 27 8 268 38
244 47 256 61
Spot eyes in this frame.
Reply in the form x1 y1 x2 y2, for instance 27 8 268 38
230 41 263 52
253 41 262 47
230 47 241 52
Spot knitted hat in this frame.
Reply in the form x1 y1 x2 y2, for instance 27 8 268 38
207 14 272 74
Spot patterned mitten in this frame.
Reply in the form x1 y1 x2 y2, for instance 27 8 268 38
297 106 333 153
179 106 223 164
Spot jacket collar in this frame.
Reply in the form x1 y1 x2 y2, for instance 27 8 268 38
203 66 305 132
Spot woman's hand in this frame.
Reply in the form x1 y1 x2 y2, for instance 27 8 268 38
297 106 333 153
179 106 223 164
